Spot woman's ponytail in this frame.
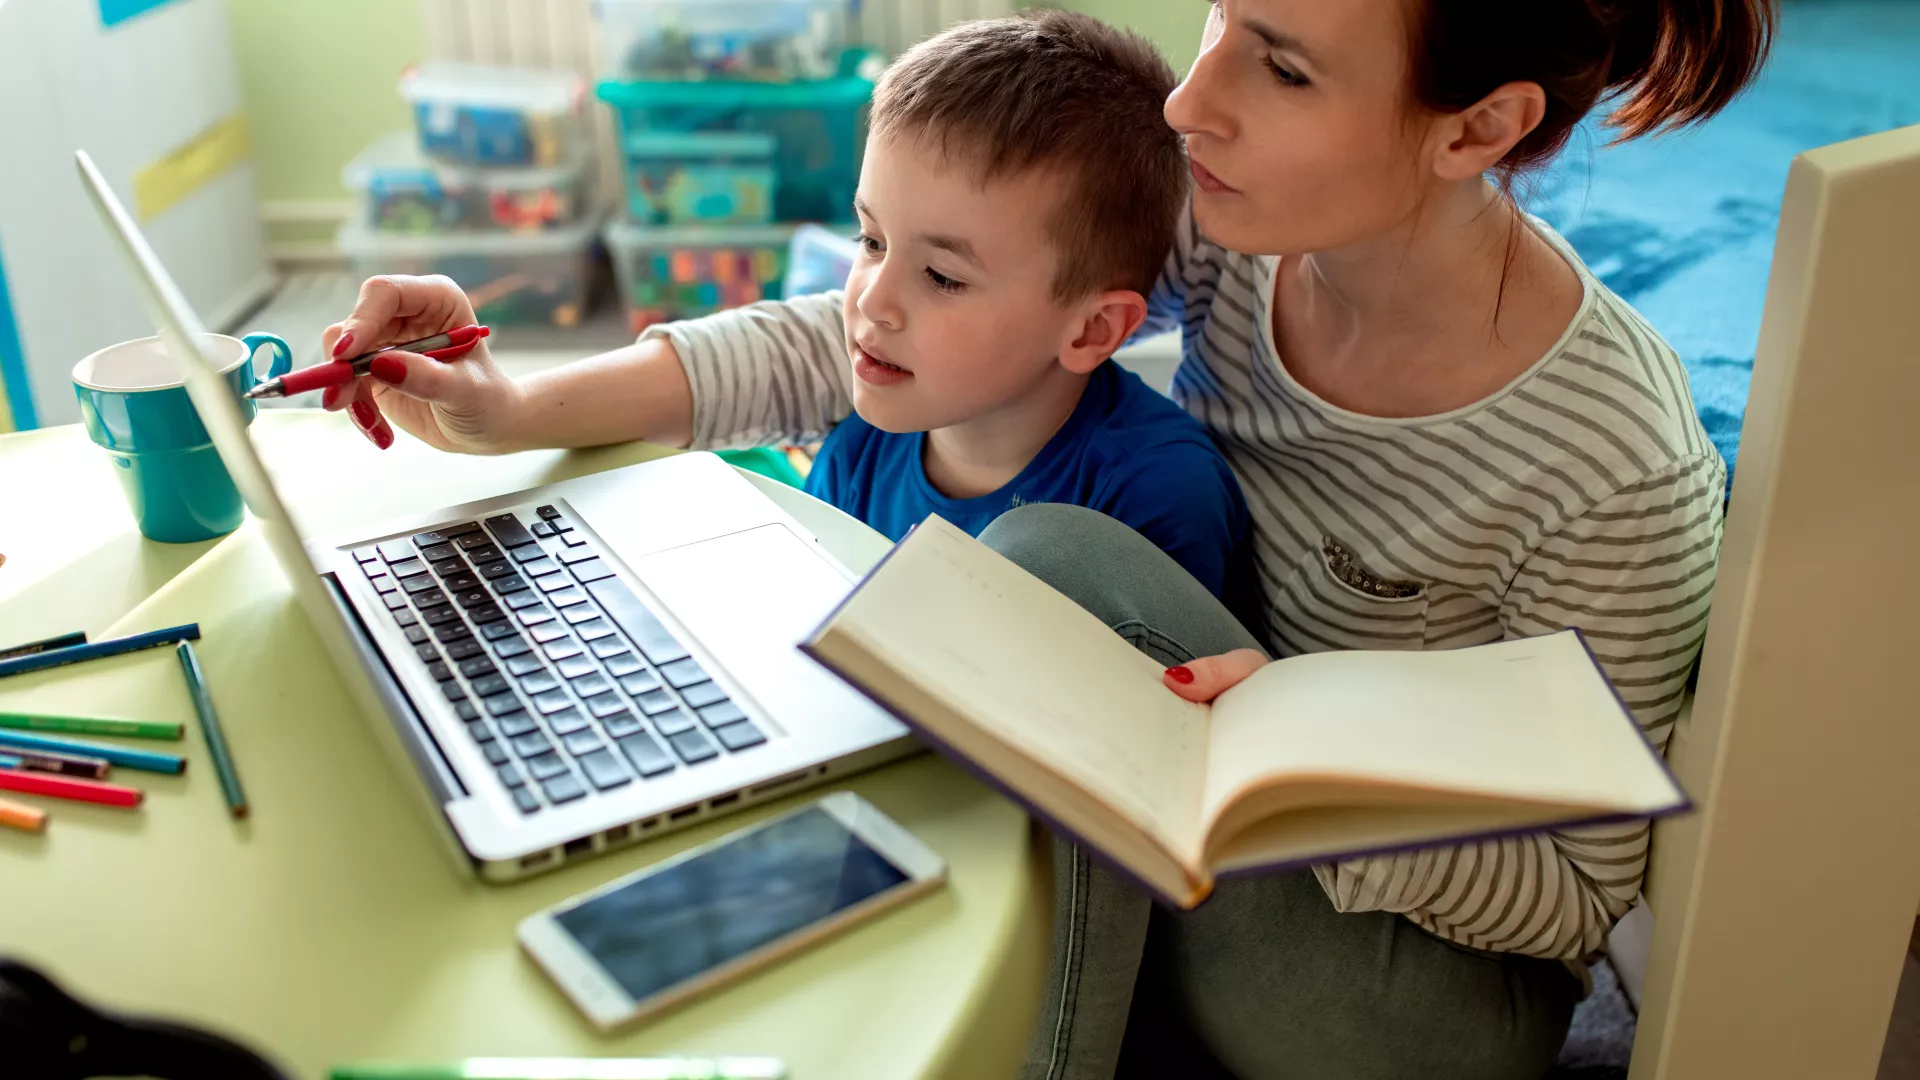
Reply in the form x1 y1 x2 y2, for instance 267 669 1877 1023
1605 0 1776 140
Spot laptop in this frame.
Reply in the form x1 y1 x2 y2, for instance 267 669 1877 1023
75 151 914 881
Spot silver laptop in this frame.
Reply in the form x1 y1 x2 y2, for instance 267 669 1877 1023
76 151 913 881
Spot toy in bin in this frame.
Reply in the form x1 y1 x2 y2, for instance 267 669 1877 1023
596 0 847 82
346 133 584 234
606 220 790 333
339 215 603 328
401 63 585 168
625 131 776 225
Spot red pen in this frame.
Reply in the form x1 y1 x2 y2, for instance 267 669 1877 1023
0 767 143 808
244 324 490 400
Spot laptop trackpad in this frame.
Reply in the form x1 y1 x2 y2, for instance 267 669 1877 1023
633 524 868 734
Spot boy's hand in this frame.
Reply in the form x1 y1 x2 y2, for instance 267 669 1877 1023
1163 650 1268 703
319 275 527 454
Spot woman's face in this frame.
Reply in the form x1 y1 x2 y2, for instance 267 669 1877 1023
1166 0 1438 256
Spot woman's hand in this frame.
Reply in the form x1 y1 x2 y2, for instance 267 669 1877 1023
1163 649 1268 703
319 275 528 454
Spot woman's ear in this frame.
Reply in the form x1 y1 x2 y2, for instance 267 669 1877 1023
1059 290 1149 375
1431 80 1547 182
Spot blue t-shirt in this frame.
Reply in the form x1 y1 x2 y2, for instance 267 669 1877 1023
805 362 1248 597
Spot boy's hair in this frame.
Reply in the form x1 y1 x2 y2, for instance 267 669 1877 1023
870 10 1185 302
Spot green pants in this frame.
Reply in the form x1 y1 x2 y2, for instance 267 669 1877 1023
980 504 1581 1080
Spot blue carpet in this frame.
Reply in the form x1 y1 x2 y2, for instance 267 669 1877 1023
1522 0 1920 491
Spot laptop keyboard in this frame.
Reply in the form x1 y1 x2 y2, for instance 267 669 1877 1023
352 504 767 816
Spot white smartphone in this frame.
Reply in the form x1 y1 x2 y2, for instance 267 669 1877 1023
517 791 947 1030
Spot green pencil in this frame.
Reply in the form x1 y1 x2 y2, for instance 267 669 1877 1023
0 712 183 740
175 642 247 819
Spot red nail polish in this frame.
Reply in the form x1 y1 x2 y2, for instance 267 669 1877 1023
332 331 356 359
1166 666 1195 685
371 422 394 450
370 354 407 385
321 385 343 410
350 400 378 429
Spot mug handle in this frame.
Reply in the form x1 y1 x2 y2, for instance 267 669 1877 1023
240 332 293 385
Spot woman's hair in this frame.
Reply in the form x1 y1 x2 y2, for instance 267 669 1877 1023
1409 0 1777 176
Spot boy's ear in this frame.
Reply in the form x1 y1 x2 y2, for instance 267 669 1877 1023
1059 289 1149 375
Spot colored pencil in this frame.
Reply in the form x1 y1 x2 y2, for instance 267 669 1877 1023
0 748 110 779
0 631 87 662
0 795 47 833
0 711 183 740
329 1059 788 1080
0 623 200 680
175 641 246 818
0 730 185 775
0 768 142 808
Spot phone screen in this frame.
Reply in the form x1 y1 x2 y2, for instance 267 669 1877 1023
554 806 911 1003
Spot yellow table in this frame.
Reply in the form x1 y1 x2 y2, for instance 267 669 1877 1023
0 412 1047 1080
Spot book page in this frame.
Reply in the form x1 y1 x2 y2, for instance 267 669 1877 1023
1201 633 1685 839
822 517 1212 859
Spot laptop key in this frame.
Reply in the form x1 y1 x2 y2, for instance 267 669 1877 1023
513 787 541 814
557 655 598 680
551 519 575 534
653 708 697 737
404 625 430 645
455 700 480 721
503 589 545 611
570 559 615 585
486 513 538 548
354 547 381 563
389 558 428 579
569 671 611 697
472 675 510 702
441 682 467 703
537 505 561 520
584 692 628 720
445 638 485 661
383 592 411 612
524 752 568 781
668 728 718 764
561 605 599 626
411 589 448 611
532 521 556 538
494 575 530 594
455 532 496 552
483 741 511 766
529 623 571 645
698 701 747 728
601 710 643 739
511 731 553 758
432 558 467 579
492 636 531 658
477 560 515 580
536 574 573 594
517 605 555 626
378 540 414 562
415 643 440 664
495 711 539 738
481 620 520 641
469 605 506 625
563 532 590 548
417 543 457 563
373 576 399 594
482 691 523 717
578 749 630 790
523 556 561 577
393 607 419 627
496 762 525 788
466 719 494 743
548 587 588 608
460 657 499 679
402 575 442 595
713 720 766 752
510 545 547 564
659 658 708 689
636 689 677 715
543 638 584 661
586 578 692 665
619 672 662 697
444 573 481 593
616 731 676 777
427 661 454 682
421 605 462 627
463 544 502 564
532 689 573 714
454 588 491 609
505 653 544 676
542 773 587 805
575 618 616 642
546 706 589 735
562 729 605 757
433 622 474 644
520 670 561 696
681 682 728 709
559 545 597 565
413 523 480 548
590 637 630 660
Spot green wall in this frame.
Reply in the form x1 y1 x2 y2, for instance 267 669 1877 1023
226 1 1201 208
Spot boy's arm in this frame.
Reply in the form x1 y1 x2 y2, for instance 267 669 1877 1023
641 291 855 450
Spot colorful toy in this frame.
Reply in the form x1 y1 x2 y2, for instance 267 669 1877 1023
625 131 776 226
401 64 584 169
347 133 584 235
606 221 792 333
600 0 847 82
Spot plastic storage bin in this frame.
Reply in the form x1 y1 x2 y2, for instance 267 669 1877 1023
782 223 859 297
339 214 603 328
345 133 587 234
605 220 792 332
594 0 848 82
598 67 872 224
622 131 776 226
401 64 586 168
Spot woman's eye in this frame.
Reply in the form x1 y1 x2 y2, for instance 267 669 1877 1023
1263 56 1308 88
856 233 884 256
924 268 965 294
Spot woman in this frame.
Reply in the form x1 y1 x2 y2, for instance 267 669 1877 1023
321 0 1770 1074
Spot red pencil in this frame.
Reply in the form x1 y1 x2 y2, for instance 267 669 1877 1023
0 768 142 808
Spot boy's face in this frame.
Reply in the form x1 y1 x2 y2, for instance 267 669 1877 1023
843 137 1088 434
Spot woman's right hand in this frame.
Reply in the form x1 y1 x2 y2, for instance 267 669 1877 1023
319 275 528 454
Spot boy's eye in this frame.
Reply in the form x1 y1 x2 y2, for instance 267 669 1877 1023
924 267 965 294
1263 55 1308 88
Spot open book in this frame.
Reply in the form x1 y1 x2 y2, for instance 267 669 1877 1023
802 516 1689 909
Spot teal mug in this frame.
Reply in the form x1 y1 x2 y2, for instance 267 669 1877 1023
72 332 293 543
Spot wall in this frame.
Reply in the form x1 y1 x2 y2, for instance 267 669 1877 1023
1069 0 1202 74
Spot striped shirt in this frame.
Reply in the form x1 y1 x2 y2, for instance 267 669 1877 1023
650 207 1725 961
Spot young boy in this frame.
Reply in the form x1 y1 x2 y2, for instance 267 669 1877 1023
326 12 1247 595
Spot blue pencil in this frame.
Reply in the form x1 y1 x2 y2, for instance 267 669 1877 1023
0 730 186 775
0 624 200 680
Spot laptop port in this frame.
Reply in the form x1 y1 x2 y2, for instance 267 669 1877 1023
638 817 658 830
668 804 700 822
750 771 809 796
710 792 740 809
519 850 554 870
563 836 595 858
603 824 632 844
